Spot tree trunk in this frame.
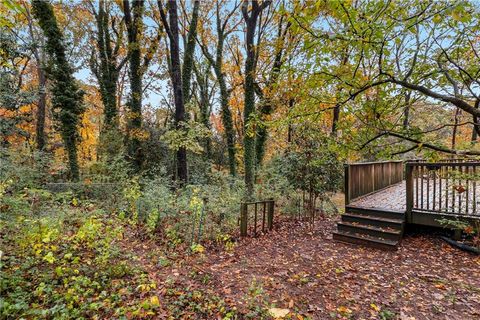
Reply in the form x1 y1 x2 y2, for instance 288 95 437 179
25 4 47 151
255 16 290 165
199 5 237 176
181 0 199 106
403 91 411 130
331 104 340 137
471 99 480 143
32 0 85 181
35 67 47 150
242 0 271 198
194 62 212 160
452 107 461 150
124 0 144 171
216 63 236 176
167 0 188 184
243 5 258 198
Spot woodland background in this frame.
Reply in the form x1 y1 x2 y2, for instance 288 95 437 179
1 0 480 319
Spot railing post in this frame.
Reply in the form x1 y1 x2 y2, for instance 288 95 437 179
267 198 274 230
405 163 413 222
344 164 350 206
240 203 248 237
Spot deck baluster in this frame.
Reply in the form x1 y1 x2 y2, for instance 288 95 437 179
474 166 477 214
415 166 419 209
439 166 442 212
421 165 424 210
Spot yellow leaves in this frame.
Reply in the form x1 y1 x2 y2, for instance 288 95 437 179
149 295 160 307
43 251 56 264
268 307 290 318
137 282 157 293
337 305 352 315
71 197 79 207
190 243 205 254
370 303 380 312
129 128 150 141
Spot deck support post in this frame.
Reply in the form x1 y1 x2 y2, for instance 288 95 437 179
405 163 413 223
344 164 350 206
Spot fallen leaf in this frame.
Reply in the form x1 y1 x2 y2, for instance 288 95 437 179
288 299 294 308
370 303 380 312
268 308 290 318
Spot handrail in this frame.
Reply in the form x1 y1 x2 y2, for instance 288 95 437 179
348 160 403 166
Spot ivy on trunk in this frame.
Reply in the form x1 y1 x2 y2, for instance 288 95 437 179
32 0 85 181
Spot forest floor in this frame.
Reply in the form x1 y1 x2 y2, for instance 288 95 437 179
122 215 480 320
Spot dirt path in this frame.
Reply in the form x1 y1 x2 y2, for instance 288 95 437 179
125 217 480 319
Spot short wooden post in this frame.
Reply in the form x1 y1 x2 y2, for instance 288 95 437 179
344 164 350 206
453 229 462 240
405 163 413 222
267 198 274 230
254 203 258 236
240 203 248 237
262 202 266 233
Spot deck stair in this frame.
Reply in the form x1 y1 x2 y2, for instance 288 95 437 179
333 205 405 250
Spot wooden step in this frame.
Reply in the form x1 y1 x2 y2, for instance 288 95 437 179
341 213 404 229
345 205 405 220
337 221 402 241
333 230 398 251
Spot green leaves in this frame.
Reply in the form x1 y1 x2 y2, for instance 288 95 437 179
43 251 56 264
162 121 211 154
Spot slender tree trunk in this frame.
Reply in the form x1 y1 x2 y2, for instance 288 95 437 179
403 91 411 130
25 4 47 151
242 0 271 198
243 6 258 198
124 0 144 171
194 62 212 159
331 104 340 137
471 99 480 143
167 0 188 184
452 107 461 150
198 3 237 176
255 17 290 165
214 35 236 176
287 99 294 143
35 68 47 150
181 0 199 106
216 64 236 176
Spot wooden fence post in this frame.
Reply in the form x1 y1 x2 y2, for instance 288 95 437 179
405 163 413 222
240 203 248 236
267 198 274 230
344 164 350 206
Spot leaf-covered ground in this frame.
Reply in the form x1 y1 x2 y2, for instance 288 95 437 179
124 216 480 319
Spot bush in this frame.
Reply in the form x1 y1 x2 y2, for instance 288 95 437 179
0 147 53 190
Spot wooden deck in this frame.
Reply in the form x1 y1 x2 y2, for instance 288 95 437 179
336 160 480 250
349 181 406 212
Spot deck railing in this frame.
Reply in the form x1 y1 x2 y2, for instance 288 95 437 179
406 161 480 216
345 160 404 205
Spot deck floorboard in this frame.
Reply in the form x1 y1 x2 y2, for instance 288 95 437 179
350 181 407 212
